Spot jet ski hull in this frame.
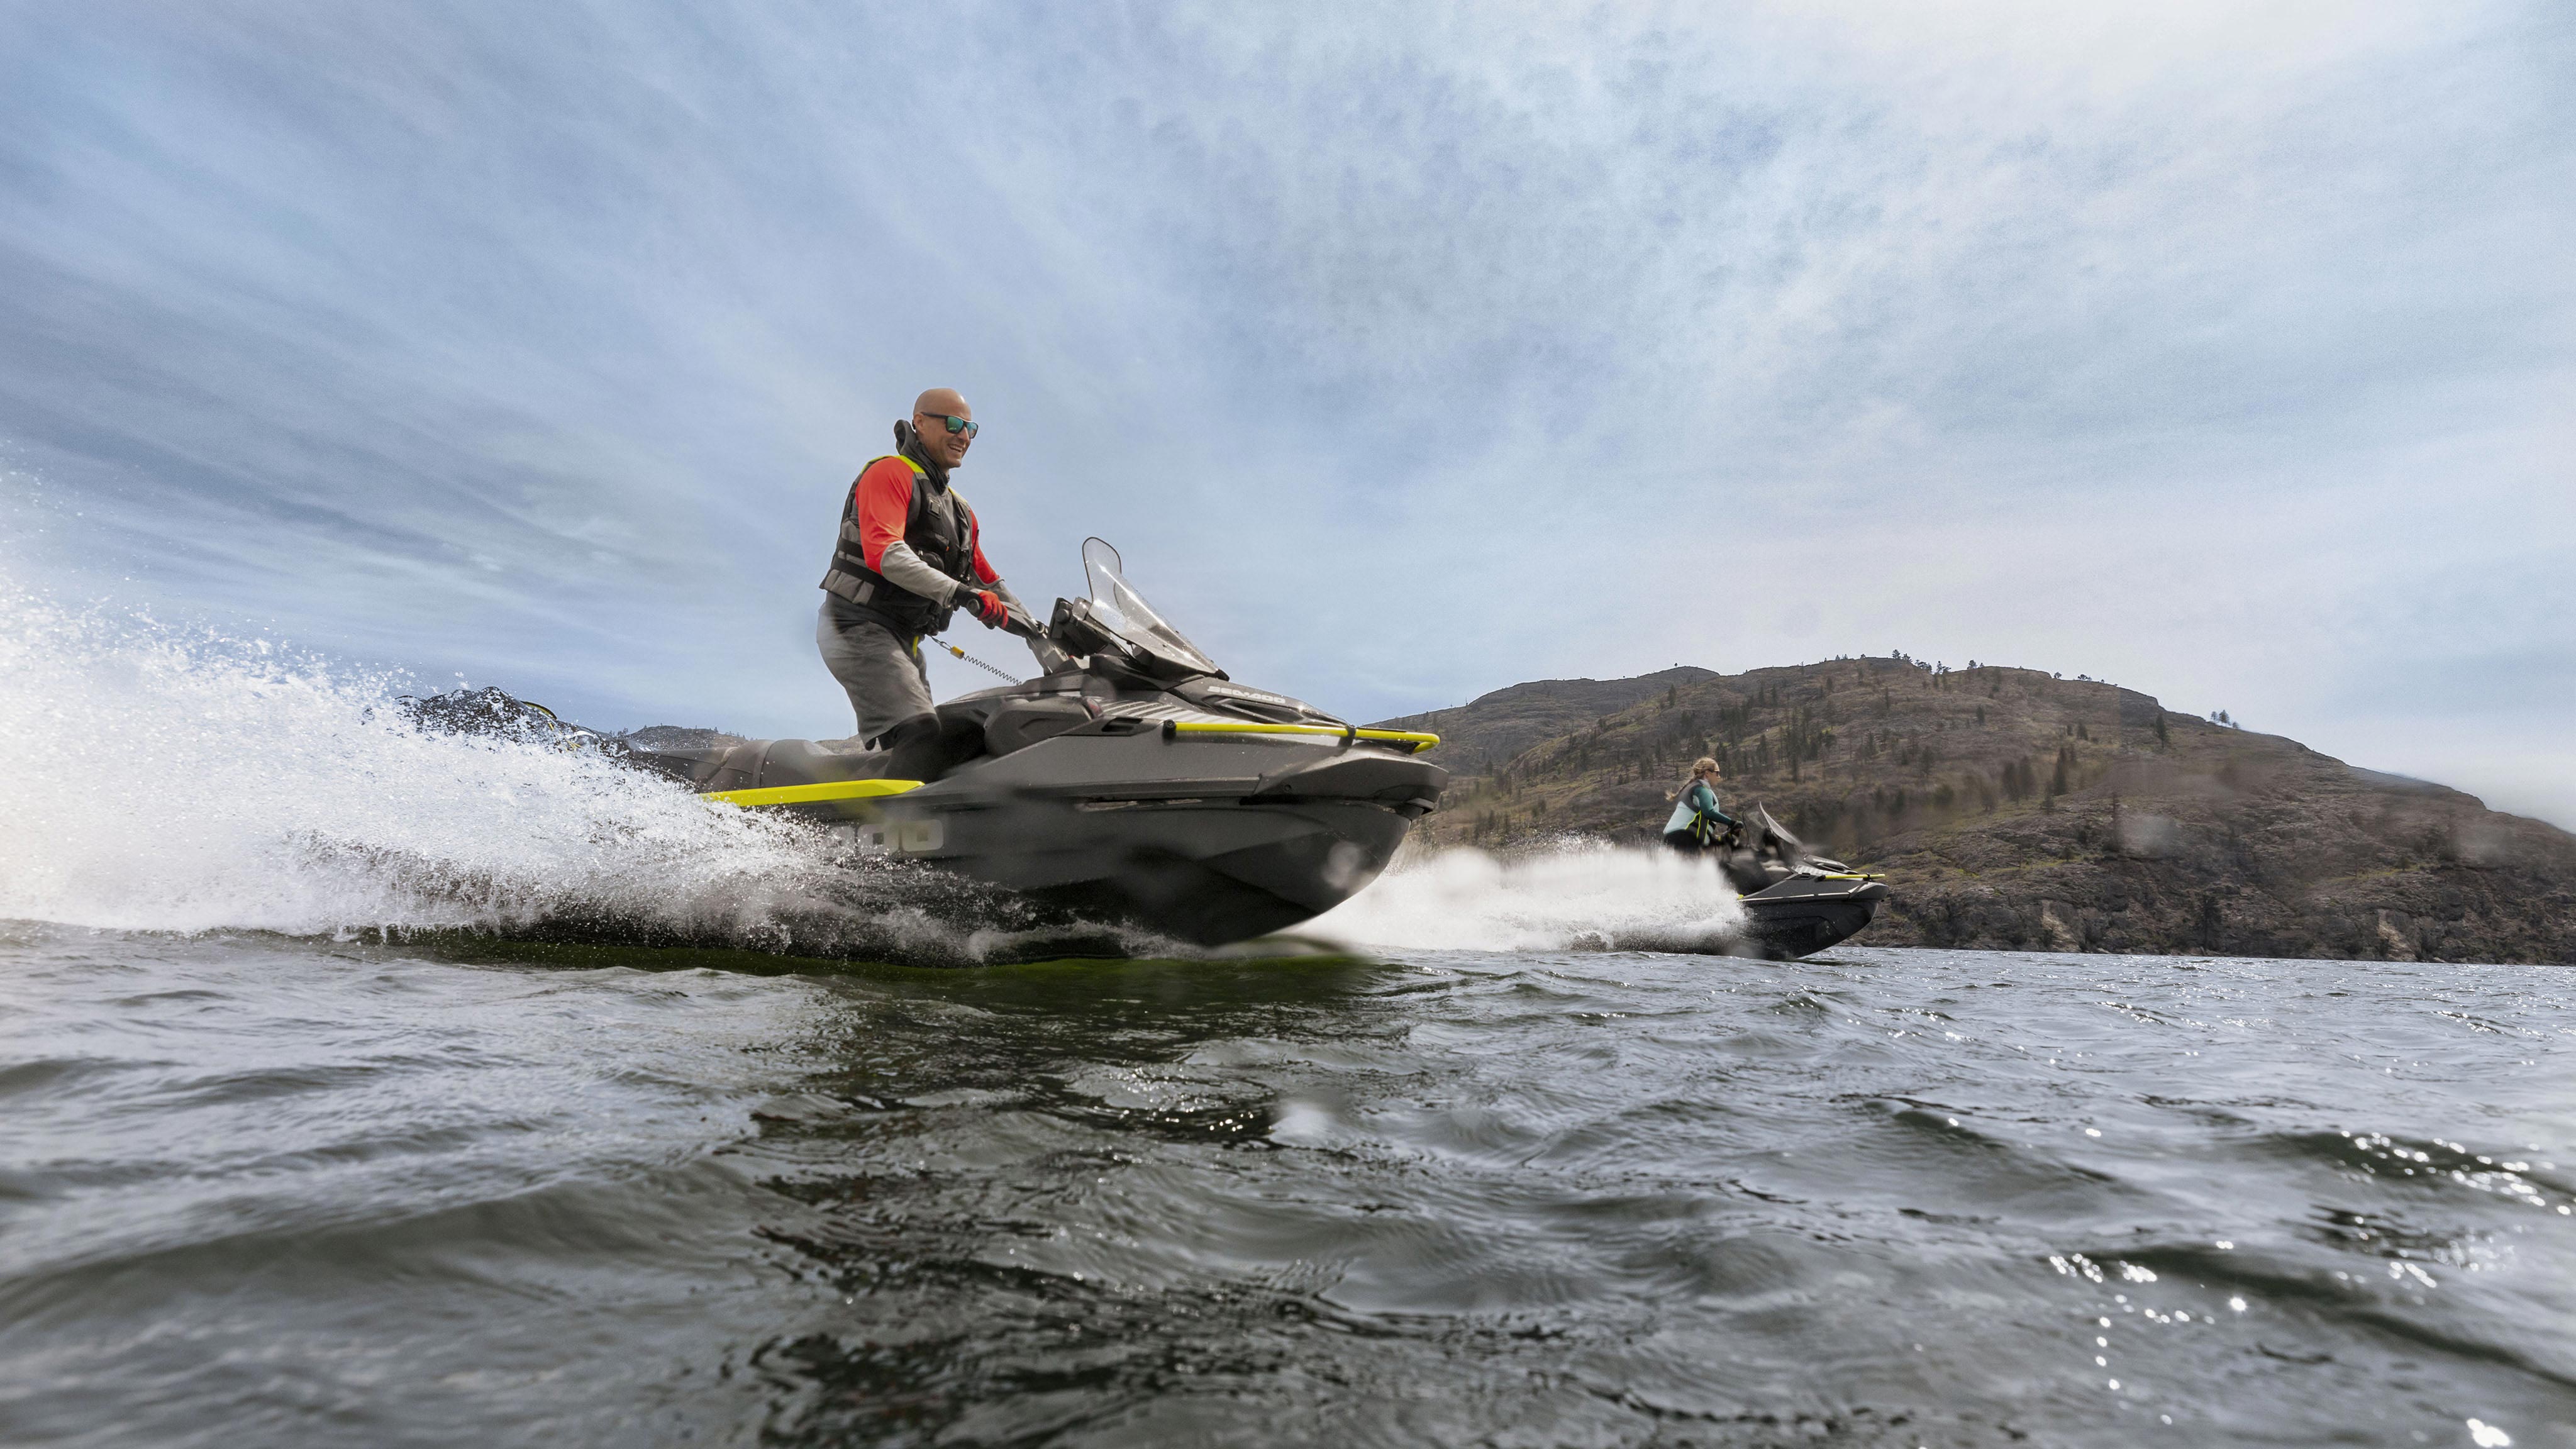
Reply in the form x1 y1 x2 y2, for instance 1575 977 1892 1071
896 794 1413 946
875 730 1436 945
1594 872 1888 959
666 723 1444 949
1734 875 1890 960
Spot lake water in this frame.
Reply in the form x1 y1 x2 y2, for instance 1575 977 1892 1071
4 926 2569 1448
3 602 2572 1446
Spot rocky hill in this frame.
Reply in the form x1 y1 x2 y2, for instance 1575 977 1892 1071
1382 658 2576 964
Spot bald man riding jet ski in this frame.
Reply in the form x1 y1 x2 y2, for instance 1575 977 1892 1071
818 387 1067 781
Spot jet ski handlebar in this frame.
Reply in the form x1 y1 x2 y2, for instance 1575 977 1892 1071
998 598 1045 640
1046 594 1218 682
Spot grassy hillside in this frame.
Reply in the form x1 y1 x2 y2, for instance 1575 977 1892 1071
1372 666 1713 777
1388 657 2576 964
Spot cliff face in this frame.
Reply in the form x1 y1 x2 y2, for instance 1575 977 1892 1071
1382 658 2576 965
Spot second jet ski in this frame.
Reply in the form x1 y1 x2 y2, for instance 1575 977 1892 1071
1709 807 1889 958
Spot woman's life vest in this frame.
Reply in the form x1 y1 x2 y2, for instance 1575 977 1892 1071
818 448 979 636
1663 780 1731 842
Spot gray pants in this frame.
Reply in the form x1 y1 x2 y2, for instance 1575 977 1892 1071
816 602 934 746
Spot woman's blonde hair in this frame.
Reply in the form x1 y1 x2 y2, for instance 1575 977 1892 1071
1670 757 1721 799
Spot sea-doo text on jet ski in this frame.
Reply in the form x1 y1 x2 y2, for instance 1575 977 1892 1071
626 540 1448 947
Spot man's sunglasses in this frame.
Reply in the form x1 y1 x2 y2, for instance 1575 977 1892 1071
921 413 979 438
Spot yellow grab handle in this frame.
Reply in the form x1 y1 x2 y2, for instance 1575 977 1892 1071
702 778 924 808
1158 720 1438 752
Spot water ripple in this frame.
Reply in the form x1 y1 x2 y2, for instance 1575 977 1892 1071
3 931 2572 1445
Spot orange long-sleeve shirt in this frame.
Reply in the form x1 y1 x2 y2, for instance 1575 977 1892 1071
852 457 999 584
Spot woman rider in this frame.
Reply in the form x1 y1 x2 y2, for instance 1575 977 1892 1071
1662 757 1740 853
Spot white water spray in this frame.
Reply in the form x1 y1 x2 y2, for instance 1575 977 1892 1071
1306 840 1746 953
0 586 898 947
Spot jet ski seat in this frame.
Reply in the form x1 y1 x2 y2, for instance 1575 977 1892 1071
655 736 896 794
973 695 1093 758
748 738 892 787
870 694 1094 782
652 693 1097 795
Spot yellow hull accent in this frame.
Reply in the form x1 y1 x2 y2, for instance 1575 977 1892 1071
702 778 924 808
1162 721 1440 752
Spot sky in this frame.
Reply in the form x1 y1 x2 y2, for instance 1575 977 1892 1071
3 1 2571 826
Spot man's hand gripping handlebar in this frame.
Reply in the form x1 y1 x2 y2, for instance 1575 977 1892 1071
958 584 1044 640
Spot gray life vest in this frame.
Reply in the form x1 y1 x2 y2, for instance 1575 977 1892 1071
818 452 977 635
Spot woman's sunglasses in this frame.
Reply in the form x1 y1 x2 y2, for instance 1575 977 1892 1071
922 413 979 438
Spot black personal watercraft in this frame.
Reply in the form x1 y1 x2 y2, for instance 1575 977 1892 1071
624 540 1447 947
401 543 1873 960
1708 807 1890 959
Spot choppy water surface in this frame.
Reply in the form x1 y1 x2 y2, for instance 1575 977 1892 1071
4 927 2570 1448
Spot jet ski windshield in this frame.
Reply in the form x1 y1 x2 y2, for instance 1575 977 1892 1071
1081 537 1220 677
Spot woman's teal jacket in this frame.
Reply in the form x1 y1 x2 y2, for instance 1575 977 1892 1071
1663 780 1738 841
